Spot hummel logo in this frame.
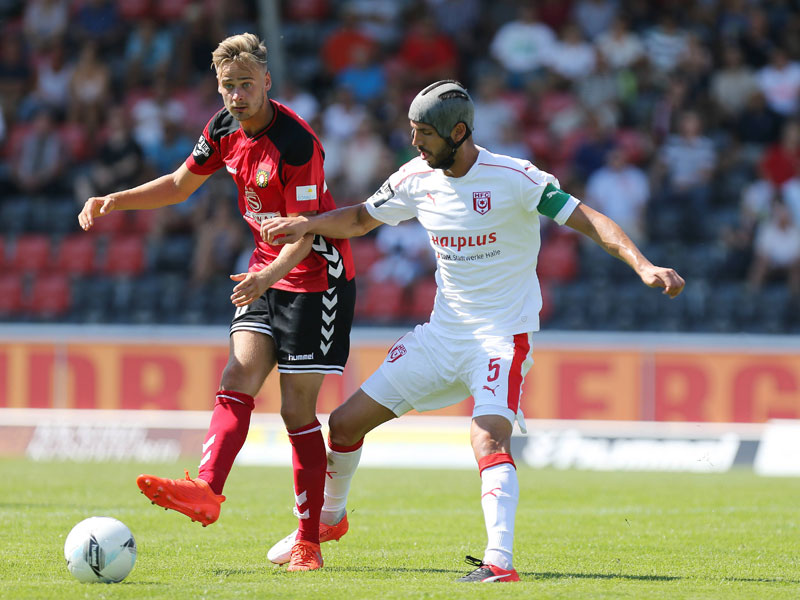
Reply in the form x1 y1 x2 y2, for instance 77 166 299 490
202 435 216 453
483 384 499 396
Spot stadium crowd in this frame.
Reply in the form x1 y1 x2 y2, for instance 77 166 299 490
0 0 799 332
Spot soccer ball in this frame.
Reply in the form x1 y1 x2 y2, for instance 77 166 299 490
64 517 137 583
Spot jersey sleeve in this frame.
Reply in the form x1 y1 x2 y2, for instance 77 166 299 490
364 172 416 226
281 138 326 214
520 162 580 225
185 117 224 175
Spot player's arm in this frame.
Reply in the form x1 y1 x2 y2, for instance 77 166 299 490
261 203 382 245
230 211 318 307
78 164 210 231
565 203 685 298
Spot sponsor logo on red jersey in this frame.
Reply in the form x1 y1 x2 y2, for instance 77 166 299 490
473 191 491 215
244 186 262 212
255 163 270 188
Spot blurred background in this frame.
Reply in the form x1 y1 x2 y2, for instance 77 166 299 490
0 0 799 333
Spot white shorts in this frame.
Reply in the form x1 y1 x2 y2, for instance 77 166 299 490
360 323 534 428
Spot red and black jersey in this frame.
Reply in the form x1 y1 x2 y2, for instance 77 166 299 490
185 100 355 293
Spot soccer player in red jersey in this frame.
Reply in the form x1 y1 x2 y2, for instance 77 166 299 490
78 33 355 572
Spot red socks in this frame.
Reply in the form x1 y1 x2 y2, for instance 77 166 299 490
288 419 326 544
198 390 255 495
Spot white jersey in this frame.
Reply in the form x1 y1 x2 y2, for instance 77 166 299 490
365 147 579 338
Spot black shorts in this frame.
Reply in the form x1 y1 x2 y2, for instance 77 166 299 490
230 278 356 374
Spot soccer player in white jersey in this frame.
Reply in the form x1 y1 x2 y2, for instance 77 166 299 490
261 80 685 582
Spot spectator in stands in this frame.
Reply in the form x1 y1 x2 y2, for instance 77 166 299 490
644 13 689 76
574 0 618 41
26 40 73 119
653 110 717 241
23 0 68 53
585 147 650 244
710 44 759 121
274 78 320 123
394 14 459 88
129 73 187 162
321 85 367 142
335 45 386 105
756 46 800 118
320 5 377 79
368 219 435 290
73 107 145 203
736 91 783 152
71 0 122 52
748 199 800 297
759 120 800 187
340 117 393 201
0 35 33 121
67 40 111 131
347 0 408 47
595 16 644 71
546 22 596 82
10 108 66 196
738 5 773 69
124 18 175 88
472 72 518 152
489 4 557 87
191 193 246 286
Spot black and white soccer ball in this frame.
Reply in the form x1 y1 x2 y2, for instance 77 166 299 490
64 516 137 583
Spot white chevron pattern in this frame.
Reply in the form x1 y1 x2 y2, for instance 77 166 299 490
320 287 337 356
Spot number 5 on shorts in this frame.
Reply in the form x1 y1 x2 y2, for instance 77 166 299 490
487 357 500 382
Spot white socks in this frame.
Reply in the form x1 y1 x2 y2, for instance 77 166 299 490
480 463 518 570
320 444 362 526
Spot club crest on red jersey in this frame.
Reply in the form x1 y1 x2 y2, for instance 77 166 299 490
387 343 407 363
255 163 270 188
473 191 491 215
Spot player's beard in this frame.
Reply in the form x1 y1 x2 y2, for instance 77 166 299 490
421 144 457 170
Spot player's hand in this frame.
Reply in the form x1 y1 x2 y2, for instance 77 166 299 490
229 271 272 307
639 265 685 298
261 216 309 245
78 196 116 231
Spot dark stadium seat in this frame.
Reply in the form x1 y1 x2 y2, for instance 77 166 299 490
128 210 159 235
102 236 146 276
28 273 71 317
0 198 33 234
151 235 194 272
9 234 52 273
56 235 97 276
70 277 114 322
0 273 24 316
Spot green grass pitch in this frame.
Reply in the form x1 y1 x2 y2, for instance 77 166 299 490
1 458 798 599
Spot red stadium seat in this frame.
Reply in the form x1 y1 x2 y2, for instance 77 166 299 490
406 277 437 322
349 237 382 277
56 235 97 275
128 209 159 235
87 210 128 235
356 280 405 323
28 273 71 316
537 231 578 283
9 234 52 273
102 236 146 276
0 273 24 314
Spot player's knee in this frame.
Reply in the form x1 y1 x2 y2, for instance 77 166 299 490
220 363 261 396
327 408 362 447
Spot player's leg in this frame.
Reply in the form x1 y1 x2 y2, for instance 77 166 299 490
137 329 276 525
269 280 356 570
267 385 398 565
278 372 326 562
456 332 532 583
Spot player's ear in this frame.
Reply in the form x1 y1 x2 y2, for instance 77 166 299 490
264 70 272 93
451 122 467 144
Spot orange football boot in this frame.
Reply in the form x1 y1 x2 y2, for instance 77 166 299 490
137 470 225 526
286 540 323 572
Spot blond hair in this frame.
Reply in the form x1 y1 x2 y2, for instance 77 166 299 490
211 33 268 73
